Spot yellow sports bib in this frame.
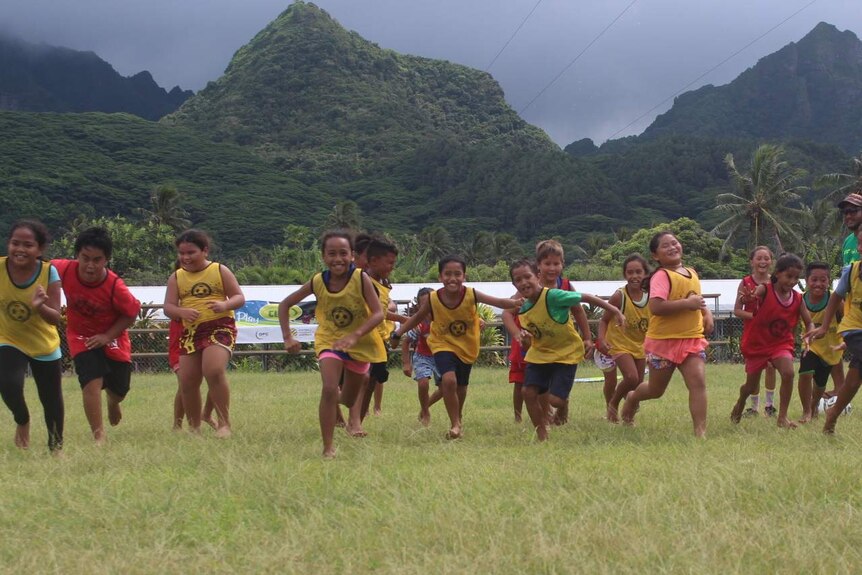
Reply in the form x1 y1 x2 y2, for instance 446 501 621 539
0 258 60 357
839 262 862 334
428 287 480 363
646 267 704 340
519 288 583 364
605 287 650 358
176 263 233 328
806 291 843 365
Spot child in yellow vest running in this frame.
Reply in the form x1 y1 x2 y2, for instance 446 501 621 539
798 262 844 423
279 231 384 458
510 259 624 441
391 255 523 440
734 246 777 417
808 228 862 435
163 230 245 438
596 254 651 423
620 231 714 437
0 220 64 452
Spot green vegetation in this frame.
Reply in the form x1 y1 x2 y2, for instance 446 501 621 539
3 367 861 573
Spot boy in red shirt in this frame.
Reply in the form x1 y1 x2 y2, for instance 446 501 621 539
53 227 141 444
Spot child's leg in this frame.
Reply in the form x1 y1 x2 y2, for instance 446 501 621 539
798 373 814 424
829 363 845 396
824 365 860 434
0 348 32 448
428 387 443 407
763 363 777 414
179 353 204 432
81 378 106 443
620 360 674 425
173 385 184 430
346 374 369 437
512 382 523 423
440 372 461 438
608 356 641 422
30 357 64 452
602 367 616 406
772 357 797 429
318 358 346 457
457 385 467 421
678 354 707 437
731 369 763 423
417 377 431 425
522 386 548 441
201 392 217 429
374 381 383 415
201 346 232 437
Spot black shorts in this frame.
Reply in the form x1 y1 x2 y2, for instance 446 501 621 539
799 352 833 389
369 361 389 384
433 351 473 387
524 362 578 400
845 333 862 372
74 348 132 398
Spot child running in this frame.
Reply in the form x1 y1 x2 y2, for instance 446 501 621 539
401 287 440 426
163 230 245 438
798 262 844 423
0 220 64 452
52 227 141 444
278 230 384 458
510 259 624 441
620 231 714 437
596 254 651 423
730 254 812 428
808 228 862 435
391 255 523 439
734 246 777 417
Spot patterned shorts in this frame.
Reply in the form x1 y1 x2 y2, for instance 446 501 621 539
180 317 237 356
646 350 706 371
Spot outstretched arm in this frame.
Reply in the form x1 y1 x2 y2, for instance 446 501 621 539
278 281 313 353
475 290 524 310
392 299 431 344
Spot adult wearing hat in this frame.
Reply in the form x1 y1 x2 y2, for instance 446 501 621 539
839 193 862 266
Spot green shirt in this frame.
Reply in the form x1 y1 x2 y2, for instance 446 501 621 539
843 233 860 266
519 288 582 324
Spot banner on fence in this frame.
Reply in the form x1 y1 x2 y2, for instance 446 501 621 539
234 300 317 344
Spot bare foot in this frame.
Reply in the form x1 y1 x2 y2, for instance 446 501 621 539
93 428 107 446
798 413 812 425
730 400 745 424
14 423 30 449
51 448 65 459
606 404 619 424
535 425 549 442
620 391 637 425
418 411 431 427
172 420 183 431
446 426 462 440
214 425 232 439
374 407 382 416
107 400 122 426
514 412 522 423
777 417 798 429
322 448 337 459
335 409 346 428
202 415 218 431
823 413 837 434
346 425 367 438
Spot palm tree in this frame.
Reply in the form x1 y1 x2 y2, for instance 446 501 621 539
711 144 806 257
324 200 362 231
137 185 191 231
793 197 843 264
816 152 862 200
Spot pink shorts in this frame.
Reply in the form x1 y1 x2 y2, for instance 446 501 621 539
745 350 792 374
318 350 370 375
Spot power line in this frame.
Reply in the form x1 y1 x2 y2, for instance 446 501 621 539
519 0 639 114
486 0 544 72
607 0 819 140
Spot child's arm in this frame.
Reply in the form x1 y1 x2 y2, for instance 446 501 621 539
401 334 413 377
475 290 524 310
702 306 714 336
733 278 754 320
596 290 623 355
809 291 844 340
163 273 198 323
650 293 706 316
799 304 814 352
500 291 523 342
386 300 409 324
332 272 383 351
85 315 136 350
580 293 625 329
571 305 594 353
391 299 431 345
278 281 313 354
31 281 63 326
210 265 245 313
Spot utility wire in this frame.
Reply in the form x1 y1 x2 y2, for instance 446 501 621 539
519 0 639 114
486 0 544 72
607 0 819 140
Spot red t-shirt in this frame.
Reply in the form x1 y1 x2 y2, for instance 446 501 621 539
168 319 183 369
740 282 801 357
53 259 141 362
415 320 433 357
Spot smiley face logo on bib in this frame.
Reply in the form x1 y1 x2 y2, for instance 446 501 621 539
7 301 30 322
191 282 212 298
449 320 468 337
331 306 354 328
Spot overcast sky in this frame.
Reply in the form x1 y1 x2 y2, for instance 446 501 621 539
3 0 861 146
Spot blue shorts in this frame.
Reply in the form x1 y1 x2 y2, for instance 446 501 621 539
412 352 440 383
524 362 578 400
433 351 472 386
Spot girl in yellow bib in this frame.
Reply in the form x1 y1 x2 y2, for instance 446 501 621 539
392 255 524 440
0 220 64 452
510 260 624 441
279 231 384 458
597 254 651 423
620 231 714 437
164 230 245 438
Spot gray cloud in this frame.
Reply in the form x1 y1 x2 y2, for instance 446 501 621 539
3 0 861 146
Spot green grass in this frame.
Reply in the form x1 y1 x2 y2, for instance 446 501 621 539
2 364 862 574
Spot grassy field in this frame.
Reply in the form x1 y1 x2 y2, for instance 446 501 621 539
1 364 861 574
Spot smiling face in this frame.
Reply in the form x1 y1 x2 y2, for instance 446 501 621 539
511 264 541 300
438 261 466 293
322 237 354 277
843 204 862 231
805 267 830 299
774 266 802 293
6 227 42 271
177 241 208 272
651 233 683 268
537 254 563 287
624 259 647 289
76 245 108 284
750 248 772 277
